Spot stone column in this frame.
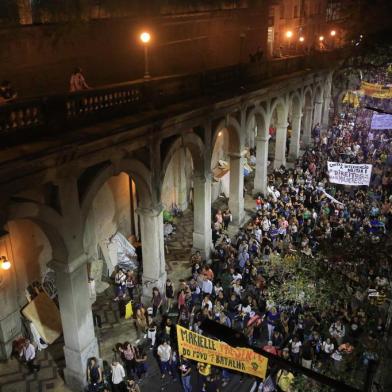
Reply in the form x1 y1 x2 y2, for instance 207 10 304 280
302 106 313 147
136 206 167 299
0 251 21 360
53 177 99 391
228 152 244 225
313 100 323 128
192 175 212 259
253 135 270 196
17 0 32 24
53 257 99 391
289 113 302 160
322 89 332 128
274 121 288 169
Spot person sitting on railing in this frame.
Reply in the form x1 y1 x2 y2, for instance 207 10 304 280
69 67 90 92
0 80 17 104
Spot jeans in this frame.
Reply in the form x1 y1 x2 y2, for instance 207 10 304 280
182 375 192 392
160 360 171 375
267 323 275 340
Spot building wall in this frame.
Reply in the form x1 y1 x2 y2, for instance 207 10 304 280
0 8 268 97
83 173 131 263
5 220 53 308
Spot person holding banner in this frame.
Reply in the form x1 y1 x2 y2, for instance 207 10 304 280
179 356 192 392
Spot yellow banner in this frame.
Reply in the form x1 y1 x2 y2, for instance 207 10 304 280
361 81 392 99
176 325 268 379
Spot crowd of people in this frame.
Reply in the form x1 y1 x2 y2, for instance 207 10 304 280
91 100 391 392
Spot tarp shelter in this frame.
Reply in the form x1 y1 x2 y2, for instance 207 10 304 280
107 232 138 273
21 292 62 344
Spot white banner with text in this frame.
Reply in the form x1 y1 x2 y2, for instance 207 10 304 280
327 162 372 186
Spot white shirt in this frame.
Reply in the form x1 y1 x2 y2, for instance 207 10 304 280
21 343 35 361
290 340 302 354
202 279 213 294
158 344 172 362
111 363 125 384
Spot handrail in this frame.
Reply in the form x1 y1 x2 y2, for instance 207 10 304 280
0 50 344 147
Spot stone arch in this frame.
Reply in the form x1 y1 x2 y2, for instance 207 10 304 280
268 96 289 168
302 86 314 146
212 114 244 224
160 132 205 213
245 104 269 142
269 96 288 125
80 158 154 226
7 201 67 263
212 115 242 154
302 86 313 107
313 83 324 127
161 132 205 182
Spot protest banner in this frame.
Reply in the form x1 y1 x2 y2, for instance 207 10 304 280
327 162 372 186
371 113 392 130
176 325 268 379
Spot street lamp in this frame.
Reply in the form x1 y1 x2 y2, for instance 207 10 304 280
299 36 304 43
330 30 336 37
285 31 293 54
140 32 151 79
0 256 11 270
319 35 324 41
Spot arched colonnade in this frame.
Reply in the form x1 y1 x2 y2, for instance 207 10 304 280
0 73 333 390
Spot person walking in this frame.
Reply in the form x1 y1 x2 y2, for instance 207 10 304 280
20 339 40 374
157 340 172 379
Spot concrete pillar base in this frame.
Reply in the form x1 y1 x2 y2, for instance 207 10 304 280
63 337 99 392
141 271 167 302
193 230 212 260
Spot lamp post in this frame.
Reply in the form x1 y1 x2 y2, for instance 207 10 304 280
286 30 293 54
319 35 325 51
299 36 305 54
330 30 336 48
140 32 151 79
0 256 11 270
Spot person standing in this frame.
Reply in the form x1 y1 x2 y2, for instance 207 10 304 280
114 267 127 301
179 356 192 392
20 339 40 373
111 361 125 392
151 287 163 317
165 279 175 312
157 340 172 379
86 357 102 391
0 80 17 104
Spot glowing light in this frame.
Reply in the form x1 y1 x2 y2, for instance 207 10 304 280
286 31 293 38
330 30 336 37
140 32 151 44
299 36 305 42
1 257 11 270
319 36 324 41
218 131 222 137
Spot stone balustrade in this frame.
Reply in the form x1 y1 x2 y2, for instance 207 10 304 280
0 50 344 147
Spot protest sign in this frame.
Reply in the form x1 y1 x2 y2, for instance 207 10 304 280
176 325 268 379
327 162 372 186
371 113 392 130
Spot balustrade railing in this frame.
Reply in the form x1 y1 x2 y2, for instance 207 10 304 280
0 50 343 146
